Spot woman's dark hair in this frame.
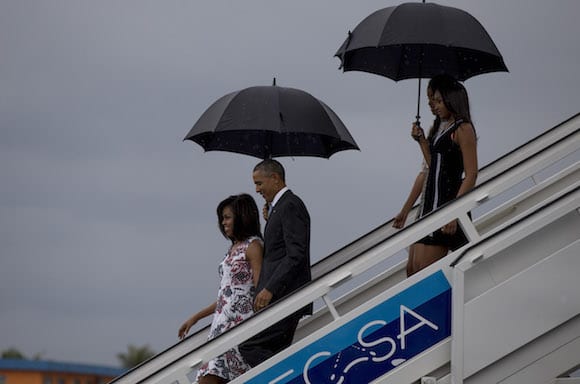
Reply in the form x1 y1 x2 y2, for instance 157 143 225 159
427 74 456 139
428 74 457 94
217 194 262 242
427 76 473 139
440 82 472 123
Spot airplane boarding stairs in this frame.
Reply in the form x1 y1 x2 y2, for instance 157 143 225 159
112 113 580 384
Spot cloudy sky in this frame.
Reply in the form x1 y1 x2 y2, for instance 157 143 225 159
1 0 579 367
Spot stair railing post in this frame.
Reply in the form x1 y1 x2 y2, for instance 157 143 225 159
451 263 466 384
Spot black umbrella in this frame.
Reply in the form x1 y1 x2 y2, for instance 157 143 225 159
335 1 508 124
184 81 359 159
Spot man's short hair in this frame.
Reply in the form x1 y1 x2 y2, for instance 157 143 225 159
254 159 285 182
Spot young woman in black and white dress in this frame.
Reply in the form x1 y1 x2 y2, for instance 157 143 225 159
407 79 478 276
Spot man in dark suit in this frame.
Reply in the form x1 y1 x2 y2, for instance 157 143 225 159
239 159 312 367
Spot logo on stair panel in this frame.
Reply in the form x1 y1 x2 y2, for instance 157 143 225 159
246 270 451 384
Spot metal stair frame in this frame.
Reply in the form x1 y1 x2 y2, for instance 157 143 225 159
110 114 580 384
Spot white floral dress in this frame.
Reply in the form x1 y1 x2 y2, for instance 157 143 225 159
197 236 261 382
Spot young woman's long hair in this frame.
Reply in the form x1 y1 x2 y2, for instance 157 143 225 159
217 194 262 242
427 76 473 140
441 82 472 124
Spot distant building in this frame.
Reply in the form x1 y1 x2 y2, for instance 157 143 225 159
0 359 125 384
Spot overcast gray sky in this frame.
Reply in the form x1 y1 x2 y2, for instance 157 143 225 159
1 0 579 367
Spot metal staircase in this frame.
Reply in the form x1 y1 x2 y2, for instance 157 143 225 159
111 113 580 384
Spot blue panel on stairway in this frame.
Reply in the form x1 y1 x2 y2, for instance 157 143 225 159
246 270 451 384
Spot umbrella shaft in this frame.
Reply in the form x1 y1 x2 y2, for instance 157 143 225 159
416 77 422 126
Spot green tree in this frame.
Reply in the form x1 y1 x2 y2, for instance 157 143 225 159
31 351 45 360
116 344 155 368
1 347 25 359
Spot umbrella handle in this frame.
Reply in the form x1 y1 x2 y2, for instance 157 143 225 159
413 76 422 143
415 77 422 128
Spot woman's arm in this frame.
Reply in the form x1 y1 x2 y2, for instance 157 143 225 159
178 301 217 339
393 171 426 228
455 122 478 197
412 124 431 166
441 122 478 235
246 239 263 287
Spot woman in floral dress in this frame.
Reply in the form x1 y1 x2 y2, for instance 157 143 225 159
178 194 263 384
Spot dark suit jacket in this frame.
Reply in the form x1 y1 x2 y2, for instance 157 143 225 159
259 189 312 315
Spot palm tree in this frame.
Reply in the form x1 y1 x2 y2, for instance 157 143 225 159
116 344 156 368
1 348 45 360
1 347 25 359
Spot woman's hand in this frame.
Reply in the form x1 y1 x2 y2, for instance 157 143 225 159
254 288 273 312
441 219 458 235
392 211 408 229
178 317 197 340
411 123 425 142
178 302 215 340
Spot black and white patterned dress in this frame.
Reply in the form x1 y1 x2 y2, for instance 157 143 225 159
197 236 261 382
417 119 469 250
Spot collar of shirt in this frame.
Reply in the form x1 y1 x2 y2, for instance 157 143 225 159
270 186 289 210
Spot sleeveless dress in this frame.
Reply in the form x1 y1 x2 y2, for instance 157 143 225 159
416 119 469 250
197 236 262 382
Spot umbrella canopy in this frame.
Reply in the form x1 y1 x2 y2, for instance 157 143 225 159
335 2 508 81
184 83 359 159
335 1 508 122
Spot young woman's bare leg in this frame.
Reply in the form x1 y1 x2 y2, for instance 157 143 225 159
409 243 448 276
406 244 416 277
